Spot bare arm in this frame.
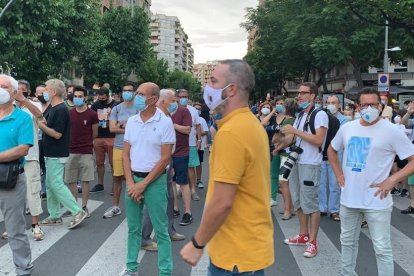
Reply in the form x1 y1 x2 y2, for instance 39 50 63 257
281 124 327 147
92 123 98 140
109 120 125 134
38 121 62 140
261 109 277 126
15 91 42 119
193 182 237 245
174 123 191 135
0 145 30 162
327 145 345 187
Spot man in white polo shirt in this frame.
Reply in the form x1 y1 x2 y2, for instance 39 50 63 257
120 82 176 276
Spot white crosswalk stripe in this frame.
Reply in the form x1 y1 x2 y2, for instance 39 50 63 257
1 195 414 275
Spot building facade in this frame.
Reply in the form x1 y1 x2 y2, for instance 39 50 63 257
150 14 194 72
101 0 151 13
192 61 219 87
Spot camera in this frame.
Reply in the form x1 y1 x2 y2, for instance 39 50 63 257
279 145 303 179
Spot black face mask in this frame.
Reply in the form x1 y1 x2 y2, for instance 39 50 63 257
67 93 74 102
23 92 29 98
99 99 108 104
38 95 47 104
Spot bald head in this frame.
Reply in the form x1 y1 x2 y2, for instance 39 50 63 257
137 82 160 98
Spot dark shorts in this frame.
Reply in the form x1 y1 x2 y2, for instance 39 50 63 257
172 155 189 185
198 150 204 163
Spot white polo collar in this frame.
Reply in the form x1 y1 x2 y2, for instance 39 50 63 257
134 108 162 124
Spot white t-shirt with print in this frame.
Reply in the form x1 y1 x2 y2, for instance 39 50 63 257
331 119 414 209
21 100 42 161
294 110 329 165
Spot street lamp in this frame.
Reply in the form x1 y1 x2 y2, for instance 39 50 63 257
383 20 401 74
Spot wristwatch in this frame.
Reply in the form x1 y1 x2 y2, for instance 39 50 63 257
191 236 205 249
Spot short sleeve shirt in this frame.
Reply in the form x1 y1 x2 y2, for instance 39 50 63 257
124 109 176 172
69 108 99 154
21 100 42 161
42 102 70 157
0 106 33 164
91 100 117 138
187 105 200 147
207 107 274 272
171 107 192 157
109 103 137 149
199 116 209 149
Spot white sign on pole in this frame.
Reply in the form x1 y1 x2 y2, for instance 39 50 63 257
378 73 390 92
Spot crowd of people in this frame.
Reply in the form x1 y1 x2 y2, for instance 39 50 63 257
1 58 414 276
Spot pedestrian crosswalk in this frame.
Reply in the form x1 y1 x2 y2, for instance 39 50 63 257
0 196 414 276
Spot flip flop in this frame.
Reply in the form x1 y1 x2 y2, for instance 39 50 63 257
330 212 340 221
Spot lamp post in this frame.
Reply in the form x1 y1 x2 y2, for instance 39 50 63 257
383 20 401 73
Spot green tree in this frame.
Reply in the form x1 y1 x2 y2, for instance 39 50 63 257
167 69 202 100
136 53 170 88
0 0 99 86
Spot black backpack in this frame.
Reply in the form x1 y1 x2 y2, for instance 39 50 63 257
304 108 340 161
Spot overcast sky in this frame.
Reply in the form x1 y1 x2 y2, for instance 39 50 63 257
151 0 259 64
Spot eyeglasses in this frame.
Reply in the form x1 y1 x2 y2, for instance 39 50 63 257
359 103 380 109
297 91 311 96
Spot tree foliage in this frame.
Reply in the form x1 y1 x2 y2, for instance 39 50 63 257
168 69 202 100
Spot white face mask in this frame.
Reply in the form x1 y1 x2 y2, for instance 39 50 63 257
344 115 352 121
326 104 337 114
394 116 401 124
261 107 270 115
360 106 380 123
203 84 231 111
0 87 11 105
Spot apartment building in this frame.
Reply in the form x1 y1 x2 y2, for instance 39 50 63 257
101 0 151 13
192 61 219 87
150 14 194 72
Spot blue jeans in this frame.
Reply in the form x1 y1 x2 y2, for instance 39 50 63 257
319 160 340 213
208 262 265 276
340 205 393 276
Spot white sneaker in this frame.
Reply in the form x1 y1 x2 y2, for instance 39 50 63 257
103 206 122 218
68 210 87 229
32 225 45 241
270 199 277 207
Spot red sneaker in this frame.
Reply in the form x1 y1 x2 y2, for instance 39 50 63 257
284 233 309 245
303 240 318 258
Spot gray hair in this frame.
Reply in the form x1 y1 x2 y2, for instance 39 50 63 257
220 59 255 98
45 79 66 97
159 88 175 100
0 74 18 91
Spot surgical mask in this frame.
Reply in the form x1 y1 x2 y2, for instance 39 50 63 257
73 97 85 107
134 95 148 112
203 84 231 110
314 103 321 109
213 113 223 120
327 104 337 114
43 92 50 102
298 101 311 110
261 107 270 115
360 106 380 123
168 102 178 114
198 110 202 116
344 115 352 121
122 91 134 102
0 88 10 105
394 116 401 124
179 97 188 106
38 95 47 104
67 93 74 102
354 112 361 120
275 104 285 113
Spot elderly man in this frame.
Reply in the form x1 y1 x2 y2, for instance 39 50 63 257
180 60 274 275
319 95 350 221
39 79 86 229
0 74 34 275
120 83 176 276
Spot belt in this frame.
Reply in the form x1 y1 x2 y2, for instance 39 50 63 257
132 170 166 178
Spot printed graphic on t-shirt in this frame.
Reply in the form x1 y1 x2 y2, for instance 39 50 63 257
346 136 371 172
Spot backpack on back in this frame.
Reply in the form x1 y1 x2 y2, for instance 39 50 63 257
307 108 340 161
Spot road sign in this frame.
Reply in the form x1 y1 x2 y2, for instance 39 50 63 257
378 73 390 92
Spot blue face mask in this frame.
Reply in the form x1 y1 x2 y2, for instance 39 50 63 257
299 101 310 110
43 92 50 102
314 103 321 109
179 97 188 106
73 97 84 107
275 104 285 113
168 102 178 114
134 95 148 112
122 91 134 102
213 113 223 120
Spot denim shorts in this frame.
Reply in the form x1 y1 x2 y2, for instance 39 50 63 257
172 155 189 185
208 261 265 276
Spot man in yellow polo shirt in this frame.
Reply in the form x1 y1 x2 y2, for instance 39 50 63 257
180 59 274 275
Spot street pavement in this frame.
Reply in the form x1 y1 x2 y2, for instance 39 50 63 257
1 154 414 276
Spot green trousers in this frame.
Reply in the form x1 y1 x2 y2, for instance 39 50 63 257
271 155 281 200
125 174 172 275
45 158 81 218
